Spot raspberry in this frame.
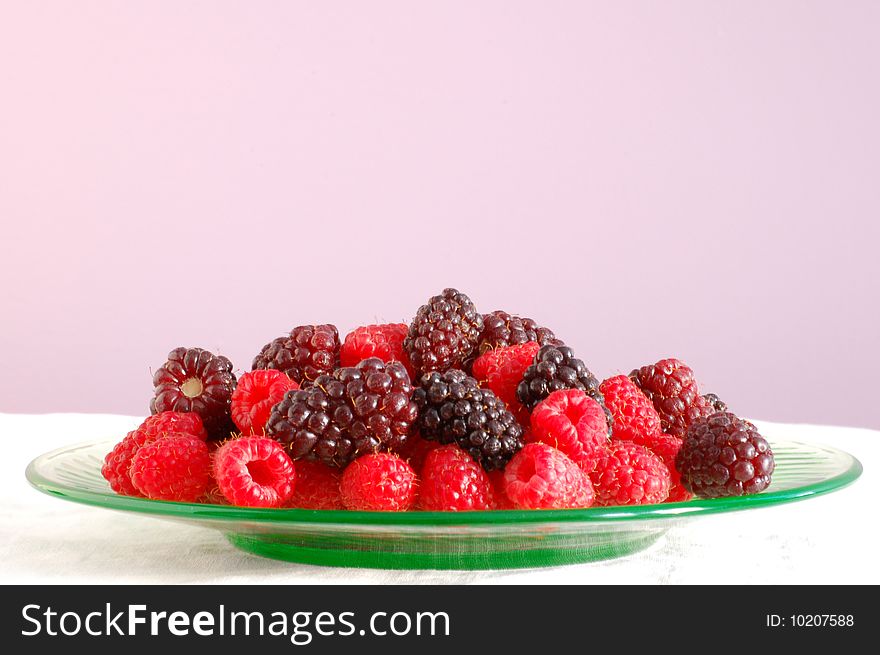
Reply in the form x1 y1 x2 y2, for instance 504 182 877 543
287 460 343 510
129 435 212 502
213 436 296 508
339 453 417 511
629 358 711 438
136 411 208 442
397 431 443 473
252 324 340 386
477 310 563 354
340 323 413 377
102 438 143 496
150 347 237 440
516 345 610 431
599 375 662 443
404 288 483 376
102 412 207 496
266 358 417 468
471 342 539 425
703 393 728 413
637 432 692 502
413 369 525 471
589 441 671 506
599 377 692 501
526 389 609 471
503 443 594 509
231 370 299 435
419 445 495 511
676 412 775 498
487 470 515 509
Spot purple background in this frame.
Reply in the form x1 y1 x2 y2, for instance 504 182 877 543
1 2 878 428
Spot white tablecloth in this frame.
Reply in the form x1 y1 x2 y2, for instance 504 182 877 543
1 413 876 584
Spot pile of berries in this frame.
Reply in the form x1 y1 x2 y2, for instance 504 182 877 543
103 288 774 511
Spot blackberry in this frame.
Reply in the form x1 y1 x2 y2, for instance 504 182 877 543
265 358 417 468
703 393 728 413
516 345 608 427
477 310 563 354
404 288 483 377
413 369 524 471
150 347 237 440
252 324 340 385
629 358 711 438
676 411 775 497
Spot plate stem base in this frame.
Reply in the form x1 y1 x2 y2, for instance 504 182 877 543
225 530 668 570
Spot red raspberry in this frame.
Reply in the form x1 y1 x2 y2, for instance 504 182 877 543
213 436 296 508
129 435 212 502
600 375 662 442
598 378 689 502
397 432 443 474
340 453 417 511
340 324 413 377
102 438 144 496
676 412 775 498
471 341 539 424
487 470 515 509
419 445 494 511
629 358 711 438
287 460 343 510
231 370 299 435
503 443 594 510
136 411 208 443
589 441 671 506
102 412 207 496
638 432 692 502
526 389 609 471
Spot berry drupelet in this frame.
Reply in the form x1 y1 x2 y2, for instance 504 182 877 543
412 369 524 471
265 358 417 468
252 324 340 386
404 288 483 377
150 347 237 440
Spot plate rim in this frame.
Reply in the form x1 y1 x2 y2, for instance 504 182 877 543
25 438 863 526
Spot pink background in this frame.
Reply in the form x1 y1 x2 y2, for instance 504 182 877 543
1 2 878 428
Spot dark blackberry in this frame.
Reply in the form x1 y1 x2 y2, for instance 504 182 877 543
516 344 607 420
629 358 711 438
676 411 775 497
477 310 563 354
703 393 728 413
265 358 417 468
150 347 237 440
404 288 483 377
252 324 340 385
413 369 524 471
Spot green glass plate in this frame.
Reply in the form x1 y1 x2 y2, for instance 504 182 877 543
26 438 862 570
